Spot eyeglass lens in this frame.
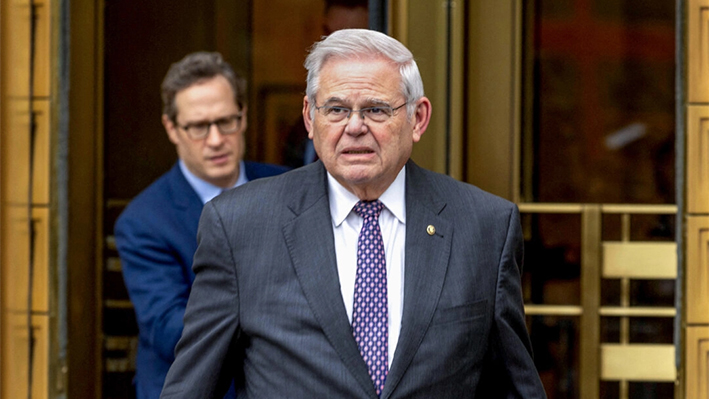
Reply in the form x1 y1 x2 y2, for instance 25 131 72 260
318 105 403 124
182 114 241 138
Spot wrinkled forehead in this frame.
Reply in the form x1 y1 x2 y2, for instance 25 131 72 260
318 53 401 87
317 56 402 96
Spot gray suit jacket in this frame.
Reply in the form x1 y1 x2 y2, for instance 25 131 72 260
160 160 546 398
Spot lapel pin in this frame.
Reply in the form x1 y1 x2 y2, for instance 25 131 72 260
427 225 436 236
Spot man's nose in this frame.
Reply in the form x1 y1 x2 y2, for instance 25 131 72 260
204 123 225 145
344 111 367 135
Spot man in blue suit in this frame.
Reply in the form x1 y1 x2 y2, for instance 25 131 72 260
114 52 288 399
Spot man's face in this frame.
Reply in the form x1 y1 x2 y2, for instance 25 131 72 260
163 75 246 188
303 56 430 199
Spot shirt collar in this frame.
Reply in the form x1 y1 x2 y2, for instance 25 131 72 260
327 166 406 227
179 159 248 204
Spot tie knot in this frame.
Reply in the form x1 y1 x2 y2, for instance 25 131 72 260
354 200 384 219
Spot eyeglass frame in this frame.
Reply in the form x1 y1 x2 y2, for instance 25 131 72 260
313 102 407 124
174 112 244 140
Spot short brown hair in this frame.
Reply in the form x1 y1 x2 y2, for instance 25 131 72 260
161 52 246 121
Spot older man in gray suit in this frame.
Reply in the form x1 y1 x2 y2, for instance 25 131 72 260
160 29 547 398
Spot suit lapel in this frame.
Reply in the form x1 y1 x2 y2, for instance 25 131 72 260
168 163 202 211
282 163 378 398
169 163 204 230
167 163 204 281
382 161 452 399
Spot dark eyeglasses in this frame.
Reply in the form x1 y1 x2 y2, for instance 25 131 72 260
176 113 243 140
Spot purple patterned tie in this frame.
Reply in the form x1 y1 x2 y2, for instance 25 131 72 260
352 200 388 396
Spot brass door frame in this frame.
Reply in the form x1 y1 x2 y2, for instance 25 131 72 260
67 0 105 397
520 203 677 398
683 0 709 395
392 0 467 179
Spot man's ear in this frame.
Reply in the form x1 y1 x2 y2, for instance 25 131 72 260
302 95 314 139
162 114 180 145
411 97 432 143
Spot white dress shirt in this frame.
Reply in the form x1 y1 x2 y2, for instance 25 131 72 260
327 166 406 367
179 160 248 204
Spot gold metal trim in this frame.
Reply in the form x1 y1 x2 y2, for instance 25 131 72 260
103 300 133 309
687 105 709 214
512 0 523 204
518 203 584 213
389 0 409 46
599 307 676 317
621 213 631 242
104 336 136 351
580 205 601 399
687 217 709 324
601 344 676 382
104 359 134 373
688 0 709 103
600 204 678 214
602 242 678 279
105 257 121 273
105 199 130 208
518 203 677 214
686 326 709 399
524 305 583 316
105 235 116 251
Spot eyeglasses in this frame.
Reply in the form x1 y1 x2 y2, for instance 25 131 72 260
176 113 243 140
314 103 406 124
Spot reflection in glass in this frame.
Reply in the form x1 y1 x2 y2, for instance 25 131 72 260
601 316 673 344
601 381 675 399
523 213 581 305
628 382 674 399
628 214 675 241
522 0 675 204
522 212 581 397
527 316 580 399
628 317 673 344
629 280 674 308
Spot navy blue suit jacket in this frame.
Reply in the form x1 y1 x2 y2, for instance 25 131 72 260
114 161 288 399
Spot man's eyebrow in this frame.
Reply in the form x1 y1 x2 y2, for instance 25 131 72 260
322 97 346 105
363 98 391 106
180 114 237 125
180 118 210 126
321 97 391 107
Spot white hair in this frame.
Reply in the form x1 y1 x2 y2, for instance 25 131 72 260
304 29 425 119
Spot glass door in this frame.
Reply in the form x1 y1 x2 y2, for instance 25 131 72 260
519 1 677 398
